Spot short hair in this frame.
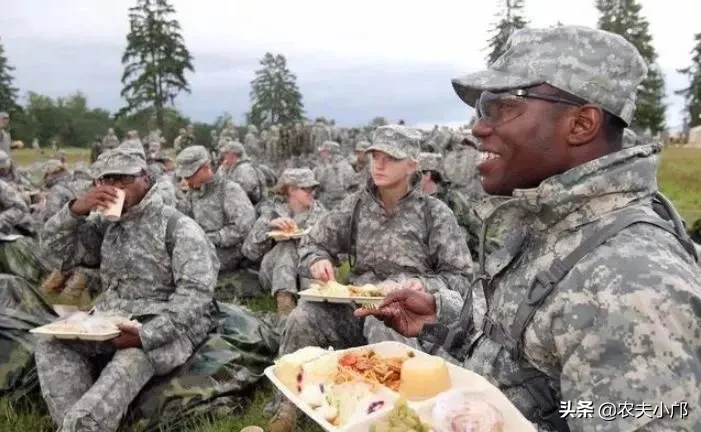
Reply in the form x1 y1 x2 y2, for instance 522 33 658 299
549 87 625 151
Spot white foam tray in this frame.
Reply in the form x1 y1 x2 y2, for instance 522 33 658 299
265 341 536 432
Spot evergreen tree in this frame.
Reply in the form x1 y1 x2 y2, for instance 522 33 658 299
246 53 305 128
676 32 701 129
596 0 666 133
0 38 19 111
119 0 194 129
485 0 528 66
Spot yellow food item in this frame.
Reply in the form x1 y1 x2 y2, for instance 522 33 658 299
398 356 451 401
370 399 430 432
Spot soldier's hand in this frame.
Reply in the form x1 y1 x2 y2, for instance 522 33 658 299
354 289 437 337
270 217 296 232
113 323 143 349
402 278 426 292
310 259 335 282
70 185 120 216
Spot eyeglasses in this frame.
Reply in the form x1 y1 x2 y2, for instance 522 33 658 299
99 174 137 186
475 89 584 127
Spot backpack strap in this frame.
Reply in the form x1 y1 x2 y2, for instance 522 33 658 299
165 209 183 258
347 195 363 270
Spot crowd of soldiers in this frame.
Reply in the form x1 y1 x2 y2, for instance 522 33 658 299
0 24 700 432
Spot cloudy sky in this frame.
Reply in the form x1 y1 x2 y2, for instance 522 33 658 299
2 0 699 130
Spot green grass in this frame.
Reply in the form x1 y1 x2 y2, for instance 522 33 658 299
657 146 701 224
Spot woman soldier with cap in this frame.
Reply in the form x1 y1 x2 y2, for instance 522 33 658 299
242 168 326 320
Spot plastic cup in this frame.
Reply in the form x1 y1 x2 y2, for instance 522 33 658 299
101 188 125 222
239 426 264 432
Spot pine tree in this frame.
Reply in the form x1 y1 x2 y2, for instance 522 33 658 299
0 38 19 111
676 32 701 129
485 0 528 66
596 0 666 133
246 53 305 128
119 0 194 129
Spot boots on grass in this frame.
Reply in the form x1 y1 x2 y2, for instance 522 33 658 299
268 401 299 432
56 271 88 306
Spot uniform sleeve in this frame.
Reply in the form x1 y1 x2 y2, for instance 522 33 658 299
176 192 192 216
418 199 473 296
0 181 30 230
40 203 106 269
551 229 701 431
340 160 356 191
297 194 355 276
233 163 262 202
214 180 255 248
139 217 219 351
242 209 275 262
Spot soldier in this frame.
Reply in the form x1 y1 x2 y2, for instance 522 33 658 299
217 141 267 206
176 145 255 275
173 128 187 152
101 128 119 152
349 140 371 192
242 168 326 319
312 141 355 210
243 124 261 160
442 129 484 203
32 137 41 159
0 150 34 201
36 142 219 432
310 118 331 151
146 151 178 207
219 120 239 142
0 112 11 154
360 26 701 431
209 129 218 151
269 126 472 432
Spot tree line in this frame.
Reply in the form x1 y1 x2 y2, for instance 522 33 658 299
0 0 699 148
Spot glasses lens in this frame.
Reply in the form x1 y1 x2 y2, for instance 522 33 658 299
476 91 527 126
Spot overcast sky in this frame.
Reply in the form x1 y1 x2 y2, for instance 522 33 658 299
2 0 699 130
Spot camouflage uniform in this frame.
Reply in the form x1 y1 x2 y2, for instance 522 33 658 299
442 131 484 203
0 112 11 155
312 141 355 210
101 129 119 152
219 122 239 142
310 119 332 151
243 125 262 160
217 141 267 205
242 169 326 297
40 162 92 225
176 146 256 273
280 126 473 359
422 26 701 431
36 145 219 432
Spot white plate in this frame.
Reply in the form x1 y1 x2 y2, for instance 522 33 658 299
266 228 311 241
266 341 536 432
298 288 384 305
30 327 121 341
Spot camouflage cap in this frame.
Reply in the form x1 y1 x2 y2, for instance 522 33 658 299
451 26 648 125
366 125 422 160
0 150 11 169
355 140 371 152
96 147 148 178
622 128 640 149
175 145 210 178
72 162 94 180
275 168 319 192
318 141 341 154
42 159 65 175
0 112 8 119
219 140 245 156
418 152 444 174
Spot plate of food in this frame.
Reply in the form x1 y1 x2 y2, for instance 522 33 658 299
30 312 140 341
266 222 311 241
265 342 536 432
298 281 385 305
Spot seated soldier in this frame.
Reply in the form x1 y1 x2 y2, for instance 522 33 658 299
242 168 326 319
176 145 255 275
269 125 472 432
217 141 266 206
36 144 219 432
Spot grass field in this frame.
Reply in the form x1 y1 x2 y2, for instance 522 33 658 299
1 146 699 431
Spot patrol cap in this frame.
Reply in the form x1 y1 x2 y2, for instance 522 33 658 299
42 159 65 176
355 140 371 152
451 26 648 125
418 152 446 182
0 150 11 169
318 141 341 154
275 168 319 192
219 140 245 156
96 148 148 178
175 145 210 178
366 125 422 161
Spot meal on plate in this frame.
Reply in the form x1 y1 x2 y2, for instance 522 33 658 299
267 220 306 238
336 349 413 391
431 389 505 432
370 399 430 432
33 313 136 335
309 280 385 298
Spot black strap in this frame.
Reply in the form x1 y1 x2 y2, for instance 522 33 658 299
165 210 183 258
348 195 362 270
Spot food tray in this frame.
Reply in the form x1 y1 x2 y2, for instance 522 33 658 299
266 228 311 241
298 287 384 305
265 341 535 432
30 313 134 342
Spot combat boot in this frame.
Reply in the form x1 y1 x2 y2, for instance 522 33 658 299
268 401 298 432
40 270 66 295
275 292 296 317
56 271 88 306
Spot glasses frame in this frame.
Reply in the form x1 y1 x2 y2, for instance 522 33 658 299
475 88 585 126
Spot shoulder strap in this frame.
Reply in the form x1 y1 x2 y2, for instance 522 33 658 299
652 191 699 262
165 209 184 257
348 195 363 270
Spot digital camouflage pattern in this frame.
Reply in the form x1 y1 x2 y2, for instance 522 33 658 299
452 26 648 125
243 192 326 296
0 178 30 232
279 177 473 358
366 125 422 161
175 145 209 178
310 120 332 151
429 144 701 431
177 174 256 273
101 130 119 152
312 148 355 210
622 127 640 149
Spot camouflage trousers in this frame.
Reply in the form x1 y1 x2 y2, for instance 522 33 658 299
35 340 155 432
0 237 49 285
216 246 245 275
260 241 315 296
